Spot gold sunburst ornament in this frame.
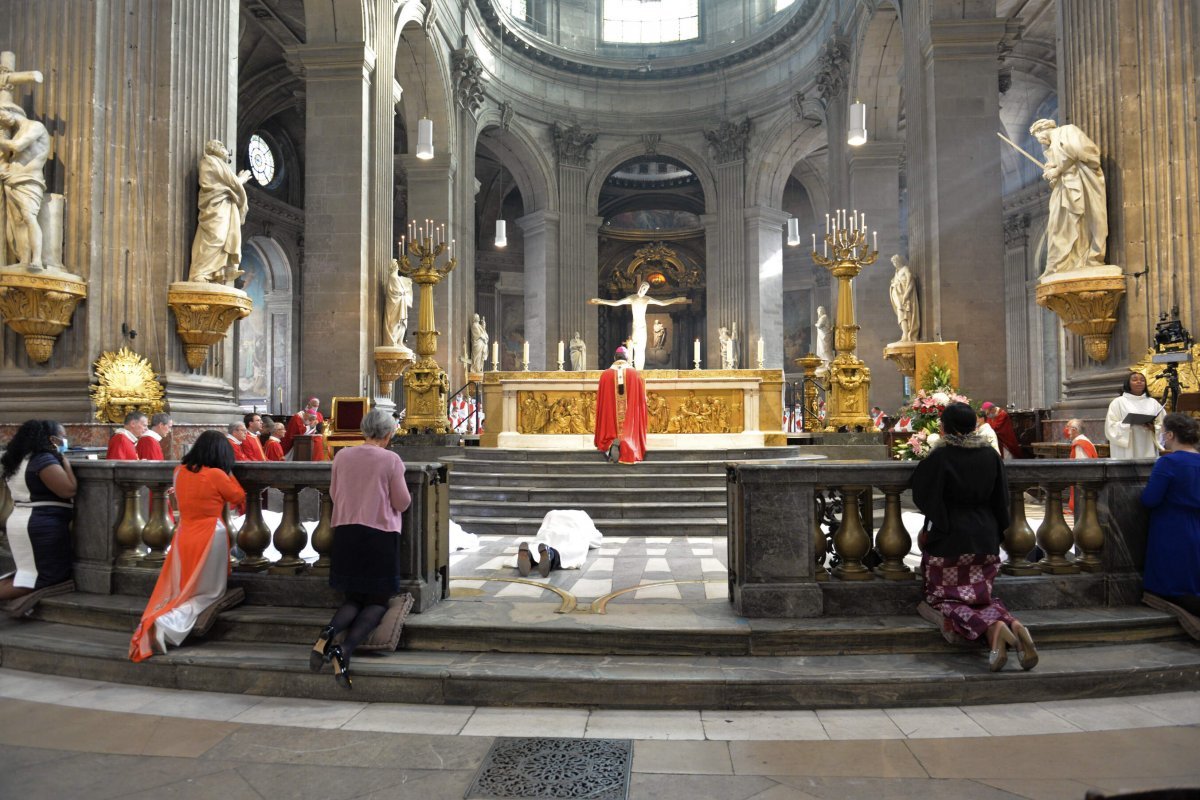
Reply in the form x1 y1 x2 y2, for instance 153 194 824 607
90 347 166 424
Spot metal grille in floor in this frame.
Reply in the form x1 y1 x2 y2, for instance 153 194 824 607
465 737 633 800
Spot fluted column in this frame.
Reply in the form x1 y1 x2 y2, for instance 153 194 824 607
0 0 241 420
744 207 790 368
707 159 748 364
1003 214 1032 407
290 42 376 400
368 0 398 405
556 163 588 362
517 210 561 370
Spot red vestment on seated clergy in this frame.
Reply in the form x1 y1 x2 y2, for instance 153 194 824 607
593 362 648 465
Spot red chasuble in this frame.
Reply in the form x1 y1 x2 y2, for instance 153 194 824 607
240 435 266 462
593 361 648 464
135 434 164 461
991 409 1023 458
264 437 285 462
106 430 139 460
1068 435 1099 512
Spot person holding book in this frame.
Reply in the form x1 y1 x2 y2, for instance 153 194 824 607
1105 371 1164 459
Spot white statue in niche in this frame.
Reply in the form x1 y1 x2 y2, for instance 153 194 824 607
815 305 833 368
569 331 586 371
888 254 920 343
188 139 252 284
384 260 413 348
1030 118 1109 276
0 102 49 268
470 313 489 373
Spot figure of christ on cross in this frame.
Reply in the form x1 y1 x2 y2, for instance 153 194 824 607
588 282 689 371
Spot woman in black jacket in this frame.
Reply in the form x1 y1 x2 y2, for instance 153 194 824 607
911 402 1038 671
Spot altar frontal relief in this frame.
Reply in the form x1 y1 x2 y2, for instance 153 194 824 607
517 389 743 434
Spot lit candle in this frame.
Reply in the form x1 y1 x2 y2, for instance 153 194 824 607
823 239 828 257
522 340 529 366
694 338 701 365
491 340 499 367
873 231 878 252
278 387 283 409
861 213 866 232
825 213 830 234
757 337 764 366
449 238 455 258
557 340 564 364
812 233 816 251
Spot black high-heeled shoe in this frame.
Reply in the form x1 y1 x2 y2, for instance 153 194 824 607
330 644 352 689
310 625 335 673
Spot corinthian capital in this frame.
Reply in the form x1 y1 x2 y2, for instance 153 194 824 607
451 39 485 114
704 118 752 164
816 37 850 105
551 122 598 167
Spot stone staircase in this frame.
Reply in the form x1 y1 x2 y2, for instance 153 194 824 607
441 447 813 538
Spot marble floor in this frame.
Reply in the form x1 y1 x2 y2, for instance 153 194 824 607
0 669 1196 799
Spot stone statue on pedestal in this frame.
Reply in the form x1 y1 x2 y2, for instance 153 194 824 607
188 139 251 284
0 103 49 268
1030 118 1109 276
815 305 833 371
470 313 489 373
569 331 586 371
384 261 413 348
888 254 920 343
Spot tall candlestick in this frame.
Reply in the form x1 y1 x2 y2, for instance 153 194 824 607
491 340 499 370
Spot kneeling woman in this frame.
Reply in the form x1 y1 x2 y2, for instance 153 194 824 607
911 402 1038 671
130 430 245 661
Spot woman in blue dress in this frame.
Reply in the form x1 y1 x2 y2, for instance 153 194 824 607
1140 412 1200 637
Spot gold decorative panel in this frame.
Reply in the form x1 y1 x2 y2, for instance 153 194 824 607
517 388 744 434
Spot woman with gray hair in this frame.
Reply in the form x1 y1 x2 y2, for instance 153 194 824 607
309 406 410 688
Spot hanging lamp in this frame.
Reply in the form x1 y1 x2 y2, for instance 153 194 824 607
416 117 434 159
847 99 868 146
786 217 801 246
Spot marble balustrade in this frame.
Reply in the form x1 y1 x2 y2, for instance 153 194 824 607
728 458 1156 618
65 460 450 612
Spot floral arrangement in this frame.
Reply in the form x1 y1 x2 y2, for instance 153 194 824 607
893 358 973 460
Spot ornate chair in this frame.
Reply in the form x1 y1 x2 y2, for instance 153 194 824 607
324 396 368 457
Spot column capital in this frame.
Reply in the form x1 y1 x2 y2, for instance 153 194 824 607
848 140 905 170
515 209 560 236
398 153 456 182
744 206 792 229
925 19 1011 60
286 42 376 80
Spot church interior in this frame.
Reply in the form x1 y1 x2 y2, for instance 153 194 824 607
1 0 1199 796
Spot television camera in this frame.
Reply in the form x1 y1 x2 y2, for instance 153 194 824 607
1150 308 1194 411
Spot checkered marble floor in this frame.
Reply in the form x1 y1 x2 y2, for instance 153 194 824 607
449 535 730 604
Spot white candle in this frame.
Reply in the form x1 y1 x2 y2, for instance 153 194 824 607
757 337 764 365
812 233 816 251
823 239 828 257
491 340 499 367
557 340 564 364
522 340 529 366
693 338 701 365
825 213 830 234
861 213 866 232
873 231 878 251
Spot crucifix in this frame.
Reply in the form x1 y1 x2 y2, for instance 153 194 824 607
0 51 44 106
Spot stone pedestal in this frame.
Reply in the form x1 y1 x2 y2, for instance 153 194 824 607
167 281 252 370
0 266 87 363
374 345 415 398
1035 267 1126 363
882 341 917 379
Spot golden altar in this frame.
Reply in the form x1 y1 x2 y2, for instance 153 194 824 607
478 369 787 449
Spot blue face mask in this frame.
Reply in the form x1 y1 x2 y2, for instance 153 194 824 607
57 437 68 454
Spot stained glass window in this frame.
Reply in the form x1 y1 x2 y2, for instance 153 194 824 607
248 134 276 187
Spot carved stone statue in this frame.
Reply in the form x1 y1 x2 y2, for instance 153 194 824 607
588 282 688 370
188 139 251 284
470 313 489 373
384 260 413 348
730 322 740 369
815 305 833 367
888 254 920 343
718 326 736 370
1030 118 1109 275
569 331 586 371
0 103 49 267
652 319 666 350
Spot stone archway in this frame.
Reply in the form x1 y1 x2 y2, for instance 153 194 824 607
236 237 295 416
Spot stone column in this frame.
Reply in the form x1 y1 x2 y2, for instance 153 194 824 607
909 4 1009 402
551 123 596 368
817 38 851 211
0 0 241 421
1003 214 1032 407
705 119 751 364
582 214 604 360
452 41 485 391
517 210 560 370
368 0 397 407
743 207 790 369
289 42 375 401
848 141 904 405
399 153 456 373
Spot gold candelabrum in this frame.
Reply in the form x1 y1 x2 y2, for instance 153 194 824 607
812 210 876 430
397 220 457 434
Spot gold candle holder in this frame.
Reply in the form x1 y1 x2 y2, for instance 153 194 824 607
397 221 457 434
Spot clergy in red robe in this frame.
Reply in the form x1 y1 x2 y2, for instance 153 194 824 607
264 423 286 462
593 346 648 465
1065 418 1099 512
282 397 324 455
983 402 1023 459
106 411 148 460
226 422 249 462
135 413 174 461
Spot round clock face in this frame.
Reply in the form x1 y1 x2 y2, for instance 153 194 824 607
248 134 276 186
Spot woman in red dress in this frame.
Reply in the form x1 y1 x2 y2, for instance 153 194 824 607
129 430 245 662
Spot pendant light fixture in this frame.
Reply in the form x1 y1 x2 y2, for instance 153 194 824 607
847 99 868 147
786 217 801 246
416 117 434 159
494 168 508 247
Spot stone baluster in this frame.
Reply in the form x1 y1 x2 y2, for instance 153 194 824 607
1002 482 1040 575
220 504 237 565
235 480 272 572
114 482 147 566
813 493 828 581
309 487 334 575
1036 482 1079 574
1072 483 1104 573
269 486 307 574
832 486 872 580
140 481 175 566
874 486 913 579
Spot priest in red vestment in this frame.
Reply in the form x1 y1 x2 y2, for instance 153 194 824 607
282 397 324 455
593 346 648 465
983 402 1024 459
264 422 286 461
239 412 266 461
107 411 148 460
135 413 173 460
1065 418 1099 512
226 422 249 462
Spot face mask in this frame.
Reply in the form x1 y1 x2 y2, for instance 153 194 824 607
57 437 68 454
1062 427 1072 438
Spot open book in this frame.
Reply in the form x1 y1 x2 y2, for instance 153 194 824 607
1121 412 1160 426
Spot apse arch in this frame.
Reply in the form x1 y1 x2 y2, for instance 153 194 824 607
474 116 558 214
588 141 715 216
748 108 828 209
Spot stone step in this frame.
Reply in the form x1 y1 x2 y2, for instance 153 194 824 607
449 515 728 537
2 617 1197 709
29 593 1188 657
451 471 725 488
441 448 808 463
449 499 727 520
451 486 725 503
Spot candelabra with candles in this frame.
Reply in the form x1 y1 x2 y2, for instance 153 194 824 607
812 209 876 430
397 219 457 434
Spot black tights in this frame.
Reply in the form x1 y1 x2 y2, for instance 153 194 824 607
327 592 389 659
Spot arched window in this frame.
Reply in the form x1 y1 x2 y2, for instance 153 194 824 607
247 133 278 188
602 0 699 44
